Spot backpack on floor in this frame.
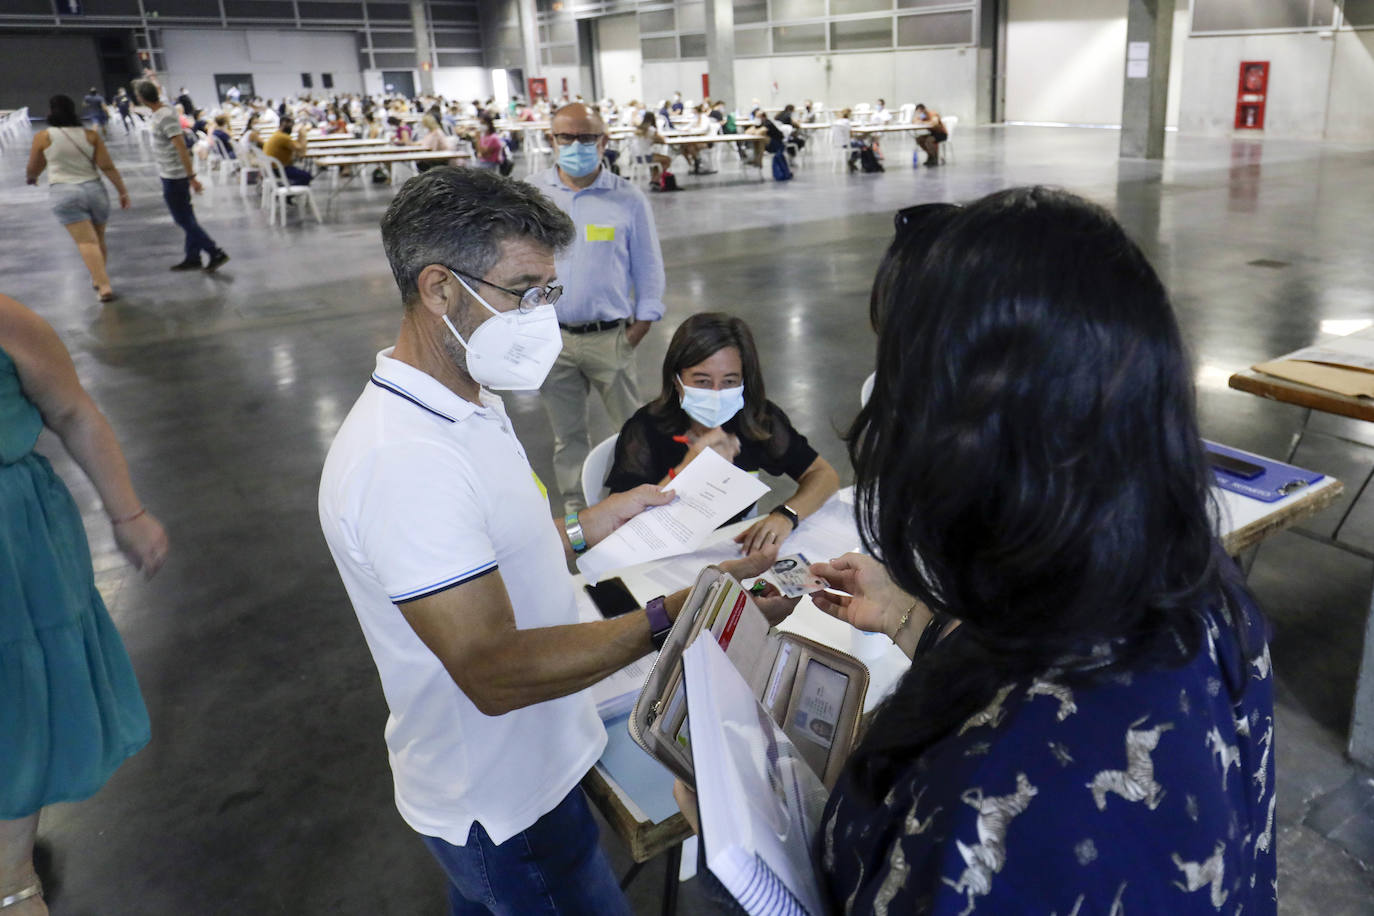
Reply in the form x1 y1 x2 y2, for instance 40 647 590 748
771 152 793 182
371 166 389 184
652 169 679 191
859 147 884 173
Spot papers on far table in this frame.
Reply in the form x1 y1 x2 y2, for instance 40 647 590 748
577 448 770 584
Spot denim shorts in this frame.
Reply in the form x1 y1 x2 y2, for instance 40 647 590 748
50 180 110 226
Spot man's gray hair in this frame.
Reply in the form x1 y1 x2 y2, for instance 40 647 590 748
380 167 574 307
133 80 159 105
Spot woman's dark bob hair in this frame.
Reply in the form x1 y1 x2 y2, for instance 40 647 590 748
845 186 1255 796
47 95 84 129
649 312 771 441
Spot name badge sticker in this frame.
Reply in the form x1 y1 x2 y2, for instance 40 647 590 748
586 224 615 242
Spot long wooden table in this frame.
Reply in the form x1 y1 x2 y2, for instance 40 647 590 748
1229 348 1374 767
313 148 472 212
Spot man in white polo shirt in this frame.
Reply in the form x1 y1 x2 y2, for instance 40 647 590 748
318 167 791 913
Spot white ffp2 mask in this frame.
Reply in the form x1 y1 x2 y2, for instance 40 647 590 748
442 270 563 390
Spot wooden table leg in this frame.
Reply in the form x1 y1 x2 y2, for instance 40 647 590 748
661 843 682 916
1351 581 1374 768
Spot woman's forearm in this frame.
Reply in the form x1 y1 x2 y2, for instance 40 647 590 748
102 167 127 195
51 397 142 519
787 459 841 520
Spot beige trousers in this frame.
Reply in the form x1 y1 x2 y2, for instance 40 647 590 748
541 324 642 512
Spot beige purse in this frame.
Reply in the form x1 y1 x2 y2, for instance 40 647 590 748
629 566 869 790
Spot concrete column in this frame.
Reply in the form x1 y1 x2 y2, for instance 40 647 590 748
975 0 1000 125
1119 0 1174 159
704 0 735 109
410 0 434 95
515 0 540 97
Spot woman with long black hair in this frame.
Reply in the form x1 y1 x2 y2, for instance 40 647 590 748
808 187 1276 913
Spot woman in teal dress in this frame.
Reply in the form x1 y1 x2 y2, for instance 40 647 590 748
0 293 168 914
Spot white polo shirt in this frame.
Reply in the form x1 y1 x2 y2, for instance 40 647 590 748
318 349 606 846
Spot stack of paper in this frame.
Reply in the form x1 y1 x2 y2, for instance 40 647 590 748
1255 335 1374 398
684 637 830 916
577 448 770 584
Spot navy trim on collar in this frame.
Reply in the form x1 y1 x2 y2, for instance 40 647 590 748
370 375 457 423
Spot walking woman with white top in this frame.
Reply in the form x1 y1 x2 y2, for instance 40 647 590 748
25 95 130 303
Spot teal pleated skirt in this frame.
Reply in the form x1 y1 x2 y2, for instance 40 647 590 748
0 452 150 819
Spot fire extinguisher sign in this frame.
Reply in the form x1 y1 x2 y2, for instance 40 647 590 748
1235 61 1269 130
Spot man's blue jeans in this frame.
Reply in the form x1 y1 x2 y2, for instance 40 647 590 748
420 788 633 915
160 177 219 262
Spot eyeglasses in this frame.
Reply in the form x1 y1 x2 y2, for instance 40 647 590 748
552 132 604 145
894 202 960 235
450 267 563 312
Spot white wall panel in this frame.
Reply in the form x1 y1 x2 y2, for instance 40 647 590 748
1177 30 1333 135
1004 0 1126 126
1316 28 1374 142
726 47 974 116
596 13 644 103
1005 0 1188 127
432 67 493 99
163 28 362 107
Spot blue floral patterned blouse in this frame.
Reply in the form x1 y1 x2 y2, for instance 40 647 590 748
817 595 1277 915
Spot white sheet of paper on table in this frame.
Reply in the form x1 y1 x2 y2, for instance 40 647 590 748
576 448 770 584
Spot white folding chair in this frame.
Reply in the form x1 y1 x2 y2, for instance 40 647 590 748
209 136 241 185
524 127 552 171
263 157 322 226
830 122 853 172
623 136 652 184
702 120 724 172
898 103 916 124
237 141 263 200
581 435 619 508
939 115 958 163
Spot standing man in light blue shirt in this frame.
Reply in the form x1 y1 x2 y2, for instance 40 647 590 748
530 103 667 513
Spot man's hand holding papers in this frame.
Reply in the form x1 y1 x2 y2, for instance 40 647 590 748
577 448 771 584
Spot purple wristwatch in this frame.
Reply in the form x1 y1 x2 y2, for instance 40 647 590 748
645 595 672 650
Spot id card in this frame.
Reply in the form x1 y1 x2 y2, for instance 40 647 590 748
769 554 826 599
791 658 848 749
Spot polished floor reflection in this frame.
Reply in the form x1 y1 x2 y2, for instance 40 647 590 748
3 124 1373 914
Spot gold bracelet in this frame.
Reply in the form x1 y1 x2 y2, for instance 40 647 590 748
890 602 918 641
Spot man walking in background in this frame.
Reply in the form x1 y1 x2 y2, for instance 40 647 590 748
135 80 228 272
530 102 665 514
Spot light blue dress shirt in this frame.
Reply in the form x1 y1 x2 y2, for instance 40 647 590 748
530 166 666 325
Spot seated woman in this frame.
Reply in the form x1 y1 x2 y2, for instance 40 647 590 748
605 312 840 557
630 111 672 183
415 114 460 170
211 115 235 159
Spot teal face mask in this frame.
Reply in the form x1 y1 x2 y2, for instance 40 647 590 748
558 141 601 177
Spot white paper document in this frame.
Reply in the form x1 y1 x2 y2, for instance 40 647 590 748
684 637 830 916
1288 336 1374 373
577 448 770 584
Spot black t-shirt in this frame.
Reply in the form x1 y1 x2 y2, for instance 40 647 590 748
605 400 819 523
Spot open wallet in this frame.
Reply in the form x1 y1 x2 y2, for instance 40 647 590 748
629 566 869 790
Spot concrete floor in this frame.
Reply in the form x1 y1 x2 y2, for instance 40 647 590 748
3 123 1373 914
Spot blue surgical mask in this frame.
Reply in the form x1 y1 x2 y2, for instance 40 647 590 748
558 141 601 177
678 376 745 429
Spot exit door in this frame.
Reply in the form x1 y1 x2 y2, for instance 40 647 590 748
381 70 417 97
